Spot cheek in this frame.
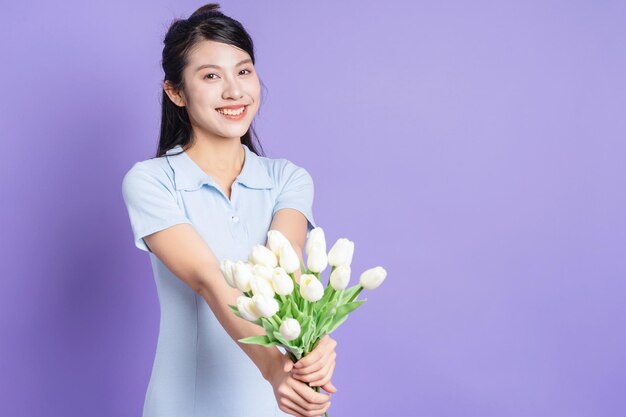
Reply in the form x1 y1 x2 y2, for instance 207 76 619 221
187 90 219 115
245 76 261 97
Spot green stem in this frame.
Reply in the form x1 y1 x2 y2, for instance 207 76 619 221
328 287 337 302
347 285 364 304
290 272 304 310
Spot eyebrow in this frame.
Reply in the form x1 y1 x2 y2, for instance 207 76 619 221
195 58 253 72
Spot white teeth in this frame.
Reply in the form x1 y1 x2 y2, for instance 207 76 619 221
217 106 245 116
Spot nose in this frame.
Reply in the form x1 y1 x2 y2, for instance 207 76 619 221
222 77 243 100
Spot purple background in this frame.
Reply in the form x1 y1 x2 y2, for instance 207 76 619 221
1 1 625 416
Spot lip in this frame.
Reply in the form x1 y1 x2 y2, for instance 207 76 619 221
216 104 249 110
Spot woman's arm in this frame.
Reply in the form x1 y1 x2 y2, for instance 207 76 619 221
144 222 331 416
144 223 282 379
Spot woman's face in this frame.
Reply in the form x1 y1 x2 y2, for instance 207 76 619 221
166 40 261 142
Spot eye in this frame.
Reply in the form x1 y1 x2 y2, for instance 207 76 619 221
204 73 218 80
240 68 252 75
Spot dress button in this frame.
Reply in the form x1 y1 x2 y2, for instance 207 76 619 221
231 215 239 223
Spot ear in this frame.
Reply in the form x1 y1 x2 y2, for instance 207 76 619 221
163 80 186 107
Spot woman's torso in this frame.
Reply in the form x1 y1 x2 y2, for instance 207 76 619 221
131 143 309 417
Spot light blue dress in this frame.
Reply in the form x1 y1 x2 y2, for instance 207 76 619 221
121 143 316 417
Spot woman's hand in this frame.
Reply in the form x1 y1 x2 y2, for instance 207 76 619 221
291 335 338 394
267 352 332 417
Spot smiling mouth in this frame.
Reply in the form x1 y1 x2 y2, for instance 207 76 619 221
216 105 248 117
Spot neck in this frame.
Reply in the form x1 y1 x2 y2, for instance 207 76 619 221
185 137 245 176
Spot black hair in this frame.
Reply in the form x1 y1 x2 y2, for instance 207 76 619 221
156 3 265 158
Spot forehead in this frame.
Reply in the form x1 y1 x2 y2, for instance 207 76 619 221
187 40 250 66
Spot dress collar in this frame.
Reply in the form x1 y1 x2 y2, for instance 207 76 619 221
165 143 273 191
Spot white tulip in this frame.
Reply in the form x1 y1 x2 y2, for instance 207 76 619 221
237 295 262 321
279 318 301 341
253 264 274 281
220 259 237 288
267 230 290 256
250 275 275 298
307 242 328 273
234 261 254 292
327 238 354 267
271 267 294 296
359 266 387 290
305 227 326 255
252 294 280 318
279 243 300 274
330 264 351 291
248 244 278 268
299 274 324 302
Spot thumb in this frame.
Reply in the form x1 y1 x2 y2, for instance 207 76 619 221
284 359 293 373
322 380 338 393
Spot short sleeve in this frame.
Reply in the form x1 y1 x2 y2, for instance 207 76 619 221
272 161 317 233
121 162 192 252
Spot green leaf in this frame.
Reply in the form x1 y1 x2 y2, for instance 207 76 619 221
284 345 304 361
294 315 312 346
238 335 276 346
301 317 317 352
228 304 239 314
291 298 305 322
326 314 349 335
315 299 338 329
273 330 303 350
325 300 366 334
336 300 366 316
261 318 277 341
314 286 334 316
278 297 288 317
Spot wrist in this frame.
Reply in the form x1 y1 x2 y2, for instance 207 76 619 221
262 349 284 382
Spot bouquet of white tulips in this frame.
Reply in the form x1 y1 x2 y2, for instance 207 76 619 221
220 226 387 403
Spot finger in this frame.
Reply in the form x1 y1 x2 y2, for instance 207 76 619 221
278 397 307 417
324 334 336 345
285 388 329 416
322 335 337 351
291 378 331 405
298 339 336 369
294 349 322 370
283 398 330 417
307 357 334 386
294 337 333 369
320 364 338 393
322 380 337 394
294 350 331 376
295 350 335 378
291 370 307 383
284 357 294 373
293 360 323 379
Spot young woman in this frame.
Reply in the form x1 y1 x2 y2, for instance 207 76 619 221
121 4 337 417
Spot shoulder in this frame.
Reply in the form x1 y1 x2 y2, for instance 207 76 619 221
254 153 314 189
121 155 176 199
